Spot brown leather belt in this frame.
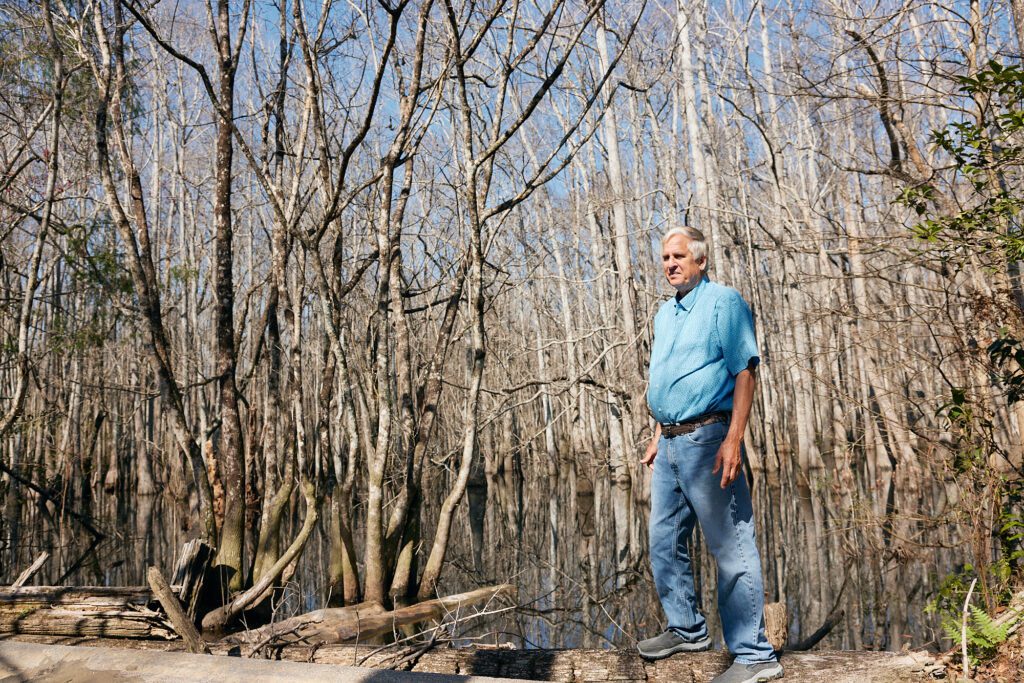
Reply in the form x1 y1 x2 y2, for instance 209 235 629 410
660 411 730 438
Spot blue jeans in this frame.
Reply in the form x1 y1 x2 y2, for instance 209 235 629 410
649 421 776 663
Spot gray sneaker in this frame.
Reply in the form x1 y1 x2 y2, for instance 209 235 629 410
636 630 711 660
711 660 784 683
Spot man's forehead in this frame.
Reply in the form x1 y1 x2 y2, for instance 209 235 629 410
662 235 691 252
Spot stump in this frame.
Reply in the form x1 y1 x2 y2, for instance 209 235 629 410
764 601 787 651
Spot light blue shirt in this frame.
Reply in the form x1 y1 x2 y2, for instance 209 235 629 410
647 276 760 425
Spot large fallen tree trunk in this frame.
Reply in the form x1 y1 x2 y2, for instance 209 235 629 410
0 637 942 682
222 584 516 648
0 586 175 638
0 582 514 644
0 640 523 683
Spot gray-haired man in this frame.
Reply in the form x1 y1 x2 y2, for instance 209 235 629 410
637 227 782 683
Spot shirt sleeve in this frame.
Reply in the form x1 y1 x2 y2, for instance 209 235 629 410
716 290 760 376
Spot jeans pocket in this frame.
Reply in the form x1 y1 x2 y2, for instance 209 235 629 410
683 420 728 447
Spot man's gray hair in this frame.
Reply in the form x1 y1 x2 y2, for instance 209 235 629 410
661 226 708 264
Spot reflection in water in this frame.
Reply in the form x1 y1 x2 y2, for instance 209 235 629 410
0 451 954 652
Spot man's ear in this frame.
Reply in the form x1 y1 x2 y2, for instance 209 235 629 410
698 256 708 272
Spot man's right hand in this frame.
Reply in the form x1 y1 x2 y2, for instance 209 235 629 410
641 435 659 469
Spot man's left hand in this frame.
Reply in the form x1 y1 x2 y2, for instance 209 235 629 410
712 438 742 489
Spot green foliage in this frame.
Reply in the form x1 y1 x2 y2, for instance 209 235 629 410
912 58 1024 459
903 60 1024 270
938 605 1013 665
60 219 133 296
44 218 130 354
927 564 976 618
936 386 997 473
915 59 1024 661
988 334 1024 405
927 567 1020 664
169 264 200 285
0 6 97 127
939 61 1024 175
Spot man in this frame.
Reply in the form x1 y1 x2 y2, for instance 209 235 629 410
637 227 783 683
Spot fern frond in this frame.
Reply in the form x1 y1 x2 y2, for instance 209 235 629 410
969 606 1010 649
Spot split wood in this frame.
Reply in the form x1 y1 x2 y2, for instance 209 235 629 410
147 567 209 655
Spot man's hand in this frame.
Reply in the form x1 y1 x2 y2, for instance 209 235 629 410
641 425 661 469
712 437 742 488
714 368 755 488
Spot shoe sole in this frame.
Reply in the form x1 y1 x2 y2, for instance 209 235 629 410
637 638 712 660
738 664 784 682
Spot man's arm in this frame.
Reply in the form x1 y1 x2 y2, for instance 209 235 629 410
641 422 662 469
713 367 756 488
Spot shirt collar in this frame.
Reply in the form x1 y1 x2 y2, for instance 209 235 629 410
674 275 709 312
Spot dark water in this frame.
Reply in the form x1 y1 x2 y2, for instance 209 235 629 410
0 455 951 653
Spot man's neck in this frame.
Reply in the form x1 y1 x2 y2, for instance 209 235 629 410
674 276 704 300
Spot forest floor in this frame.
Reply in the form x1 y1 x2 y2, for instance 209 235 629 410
975 626 1024 683
1 636 944 682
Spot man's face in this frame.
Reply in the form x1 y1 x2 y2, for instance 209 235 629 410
661 234 706 293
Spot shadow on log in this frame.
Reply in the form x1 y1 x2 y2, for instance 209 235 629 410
0 586 175 639
0 638 941 682
169 539 215 622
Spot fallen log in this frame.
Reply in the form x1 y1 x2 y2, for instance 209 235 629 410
223 584 516 648
0 640 522 683
0 586 176 639
221 601 387 651
1 637 939 682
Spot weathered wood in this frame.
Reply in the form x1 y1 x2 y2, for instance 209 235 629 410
0 586 175 639
3 637 937 682
223 584 516 647
221 601 387 649
0 586 158 608
992 589 1024 633
170 539 214 621
147 567 209 654
764 601 787 651
0 640 522 683
12 552 49 587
